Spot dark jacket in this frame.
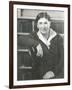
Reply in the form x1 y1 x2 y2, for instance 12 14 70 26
18 31 64 79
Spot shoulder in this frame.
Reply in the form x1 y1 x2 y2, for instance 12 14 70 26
55 34 64 47
57 34 64 43
51 33 64 47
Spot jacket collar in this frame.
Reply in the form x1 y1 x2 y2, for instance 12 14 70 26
37 28 57 48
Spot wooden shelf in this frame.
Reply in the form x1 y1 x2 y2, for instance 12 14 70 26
17 49 29 52
17 32 30 35
19 65 32 70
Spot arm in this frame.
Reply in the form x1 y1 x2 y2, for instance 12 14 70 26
54 35 64 78
18 33 43 57
18 35 39 48
43 35 64 79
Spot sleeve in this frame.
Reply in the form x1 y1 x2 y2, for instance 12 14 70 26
54 35 64 78
18 33 41 56
18 34 39 48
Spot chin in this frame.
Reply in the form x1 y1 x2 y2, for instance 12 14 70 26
41 31 48 34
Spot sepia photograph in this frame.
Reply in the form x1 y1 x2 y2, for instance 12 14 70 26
9 1 70 88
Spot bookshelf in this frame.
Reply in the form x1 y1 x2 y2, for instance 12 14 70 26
17 15 35 80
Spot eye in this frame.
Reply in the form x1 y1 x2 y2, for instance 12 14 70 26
39 22 42 24
44 22 48 24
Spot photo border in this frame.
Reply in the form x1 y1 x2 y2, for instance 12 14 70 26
9 1 70 89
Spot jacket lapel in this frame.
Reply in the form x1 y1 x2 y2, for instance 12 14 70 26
37 29 57 49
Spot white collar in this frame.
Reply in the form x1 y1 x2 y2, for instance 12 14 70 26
37 28 57 49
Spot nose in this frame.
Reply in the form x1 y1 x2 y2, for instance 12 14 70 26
41 23 45 27
42 23 46 29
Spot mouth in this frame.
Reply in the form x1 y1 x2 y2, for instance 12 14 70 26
42 28 47 31
41 30 47 33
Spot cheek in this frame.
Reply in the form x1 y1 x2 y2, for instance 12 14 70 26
37 24 42 29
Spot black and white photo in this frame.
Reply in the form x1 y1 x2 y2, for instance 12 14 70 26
9 1 70 88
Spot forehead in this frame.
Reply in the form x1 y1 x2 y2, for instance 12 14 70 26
37 18 49 23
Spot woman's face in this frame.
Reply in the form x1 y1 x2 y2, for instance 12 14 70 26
37 17 51 34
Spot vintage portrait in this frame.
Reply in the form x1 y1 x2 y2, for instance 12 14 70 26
17 9 64 80
9 1 70 88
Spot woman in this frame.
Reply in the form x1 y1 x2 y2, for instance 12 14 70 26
19 12 64 80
